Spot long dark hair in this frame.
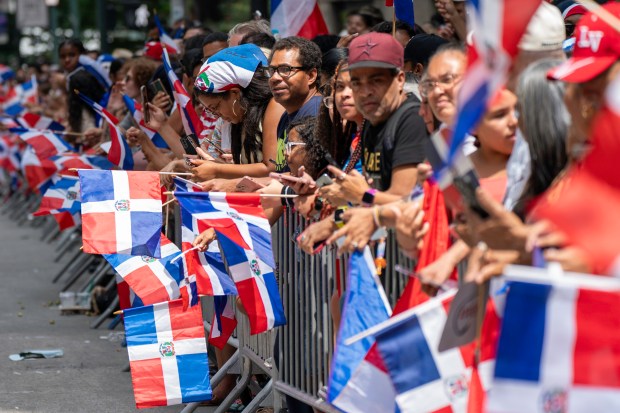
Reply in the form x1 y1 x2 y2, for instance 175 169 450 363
67 70 105 133
513 59 569 218
228 68 273 164
316 60 357 167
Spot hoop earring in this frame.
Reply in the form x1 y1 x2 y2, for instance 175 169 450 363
232 99 238 117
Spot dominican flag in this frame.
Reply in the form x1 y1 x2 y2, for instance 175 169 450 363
124 299 212 408
386 0 415 28
53 211 81 231
78 55 112 90
488 266 620 412
444 0 540 167
103 234 184 306
2 84 28 116
370 291 499 413
33 176 81 216
209 295 237 349
174 176 202 193
0 64 15 83
78 170 162 257
76 90 133 170
10 127 73 159
174 192 275 268
50 153 98 176
15 112 64 132
117 274 145 311
162 47 203 137
328 248 393 412
270 0 328 39
20 146 58 192
216 232 286 334
122 95 168 149
0 135 21 173
154 14 181 55
179 209 238 297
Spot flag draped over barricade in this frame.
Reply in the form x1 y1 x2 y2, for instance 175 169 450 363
104 234 184 306
78 170 162 257
488 266 620 412
122 95 168 149
328 248 393 412
124 298 212 408
75 90 133 170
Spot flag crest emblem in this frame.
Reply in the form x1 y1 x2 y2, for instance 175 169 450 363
159 341 176 357
115 199 130 211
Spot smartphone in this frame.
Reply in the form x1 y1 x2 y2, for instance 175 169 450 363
147 78 167 100
140 85 150 123
180 134 199 156
452 170 489 219
425 130 488 219
236 176 265 193
315 173 333 188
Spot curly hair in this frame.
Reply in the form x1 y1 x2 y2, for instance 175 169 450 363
122 57 159 90
270 37 322 72
288 116 328 179
195 67 273 164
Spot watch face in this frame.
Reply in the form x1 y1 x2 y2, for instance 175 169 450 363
362 189 376 205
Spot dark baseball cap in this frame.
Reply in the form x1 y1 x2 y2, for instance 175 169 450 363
404 34 449 67
347 32 404 71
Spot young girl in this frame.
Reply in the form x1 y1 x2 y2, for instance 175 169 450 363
59 39 106 136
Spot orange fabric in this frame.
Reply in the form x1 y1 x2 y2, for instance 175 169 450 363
479 174 507 204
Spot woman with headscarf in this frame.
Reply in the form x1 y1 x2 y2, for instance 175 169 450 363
190 43 285 191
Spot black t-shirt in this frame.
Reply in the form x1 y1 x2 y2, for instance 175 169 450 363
274 95 322 172
361 95 427 191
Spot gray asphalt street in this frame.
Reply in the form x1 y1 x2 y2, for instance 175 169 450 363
0 211 213 413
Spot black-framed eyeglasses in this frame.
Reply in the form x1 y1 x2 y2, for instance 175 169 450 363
265 65 306 78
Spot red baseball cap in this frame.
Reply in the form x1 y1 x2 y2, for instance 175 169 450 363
347 33 404 71
548 3 620 83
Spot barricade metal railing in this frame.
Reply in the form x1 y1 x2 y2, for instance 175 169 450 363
3 183 415 412
270 208 413 412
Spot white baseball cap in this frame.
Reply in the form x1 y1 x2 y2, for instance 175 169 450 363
518 2 566 52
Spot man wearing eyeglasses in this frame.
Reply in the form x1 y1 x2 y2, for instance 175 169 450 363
267 37 323 172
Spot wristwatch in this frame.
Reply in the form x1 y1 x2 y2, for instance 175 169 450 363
361 188 377 207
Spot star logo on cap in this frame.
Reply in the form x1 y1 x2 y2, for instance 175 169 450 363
356 39 379 57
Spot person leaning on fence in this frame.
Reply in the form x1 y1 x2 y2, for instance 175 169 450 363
190 43 285 191
267 37 323 171
297 32 429 255
450 2 620 285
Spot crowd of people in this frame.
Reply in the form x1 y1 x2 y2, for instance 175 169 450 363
2 0 620 411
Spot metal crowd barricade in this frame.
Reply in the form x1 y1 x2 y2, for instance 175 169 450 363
268 208 412 411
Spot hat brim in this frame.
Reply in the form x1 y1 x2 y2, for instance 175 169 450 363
346 61 400 71
547 56 617 83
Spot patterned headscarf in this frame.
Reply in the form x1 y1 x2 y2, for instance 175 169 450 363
194 43 267 94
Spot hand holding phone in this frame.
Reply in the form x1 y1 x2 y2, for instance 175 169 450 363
180 134 199 156
315 173 333 188
236 176 265 193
